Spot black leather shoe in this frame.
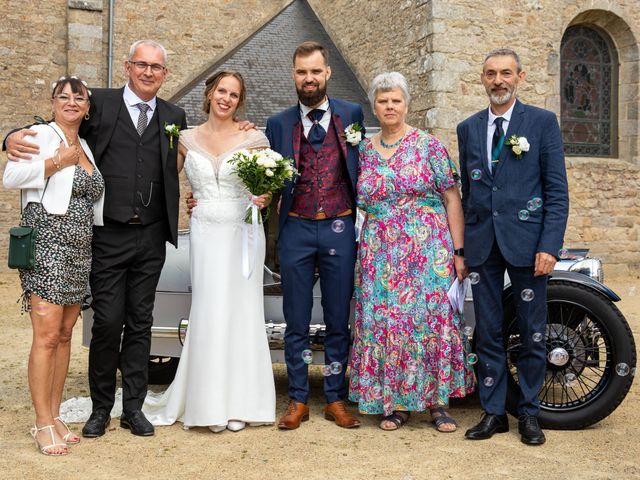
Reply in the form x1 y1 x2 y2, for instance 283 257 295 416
518 415 545 445
82 410 111 438
465 413 509 440
120 410 154 436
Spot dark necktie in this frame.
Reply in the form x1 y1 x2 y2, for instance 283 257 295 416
136 103 150 136
307 109 326 151
491 117 505 173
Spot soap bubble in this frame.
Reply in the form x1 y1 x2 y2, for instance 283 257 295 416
301 349 313 364
564 373 578 387
469 272 480 285
328 248 336 256
558 248 569 259
521 289 535 302
321 365 332 376
467 353 478 365
483 377 494 387
331 219 345 233
532 332 544 343
518 209 530 221
471 169 482 180
615 363 630 376
407 360 418 372
527 199 537 211
329 361 343 375
463 326 473 337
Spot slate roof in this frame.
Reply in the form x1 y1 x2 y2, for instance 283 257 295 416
172 0 378 128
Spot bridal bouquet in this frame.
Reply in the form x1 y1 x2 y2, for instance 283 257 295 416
228 148 297 223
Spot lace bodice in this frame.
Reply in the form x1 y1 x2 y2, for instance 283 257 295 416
181 128 269 224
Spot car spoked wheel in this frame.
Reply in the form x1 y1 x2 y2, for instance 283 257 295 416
504 280 636 429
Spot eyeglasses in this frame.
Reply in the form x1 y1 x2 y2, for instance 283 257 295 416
54 94 89 105
128 61 166 73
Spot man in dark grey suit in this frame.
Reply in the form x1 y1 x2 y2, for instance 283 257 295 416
6 40 187 438
457 49 569 445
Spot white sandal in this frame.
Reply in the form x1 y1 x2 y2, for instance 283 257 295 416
30 425 69 456
54 416 80 444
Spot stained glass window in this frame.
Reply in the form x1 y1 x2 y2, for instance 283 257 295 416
561 25 618 156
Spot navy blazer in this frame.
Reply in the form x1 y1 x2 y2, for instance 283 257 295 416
81 88 187 247
457 99 569 267
265 97 365 234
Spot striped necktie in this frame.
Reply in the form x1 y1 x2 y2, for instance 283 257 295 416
136 103 150 136
491 117 505 173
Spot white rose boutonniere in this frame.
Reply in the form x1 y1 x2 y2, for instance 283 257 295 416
164 123 180 149
505 134 530 160
343 123 363 146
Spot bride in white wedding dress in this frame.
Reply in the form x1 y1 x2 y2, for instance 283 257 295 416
143 71 276 432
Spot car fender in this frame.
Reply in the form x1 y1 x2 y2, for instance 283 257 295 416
501 270 621 303
547 270 621 302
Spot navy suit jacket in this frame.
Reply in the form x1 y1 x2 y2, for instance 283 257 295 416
457 99 569 267
265 97 365 234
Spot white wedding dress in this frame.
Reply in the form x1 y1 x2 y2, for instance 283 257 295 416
143 129 276 428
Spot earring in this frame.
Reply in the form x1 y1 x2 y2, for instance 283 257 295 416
84 112 90 120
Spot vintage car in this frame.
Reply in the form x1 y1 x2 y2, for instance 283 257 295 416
83 230 636 431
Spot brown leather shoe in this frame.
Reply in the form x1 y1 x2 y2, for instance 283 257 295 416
324 400 361 428
278 401 309 430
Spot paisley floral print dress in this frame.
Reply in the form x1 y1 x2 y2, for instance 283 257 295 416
348 128 475 416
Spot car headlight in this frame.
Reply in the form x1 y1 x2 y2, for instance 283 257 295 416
568 258 603 283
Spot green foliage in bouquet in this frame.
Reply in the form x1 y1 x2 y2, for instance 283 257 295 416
228 148 297 222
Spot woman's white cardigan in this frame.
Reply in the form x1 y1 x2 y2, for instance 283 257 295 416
3 122 104 225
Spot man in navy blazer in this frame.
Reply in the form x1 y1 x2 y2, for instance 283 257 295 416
457 49 569 445
266 41 364 430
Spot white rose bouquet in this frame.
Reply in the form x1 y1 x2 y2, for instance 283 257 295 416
228 148 297 223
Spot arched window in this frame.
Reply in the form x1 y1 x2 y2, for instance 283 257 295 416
560 25 618 157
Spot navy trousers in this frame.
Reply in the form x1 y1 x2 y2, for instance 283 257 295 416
278 215 356 404
470 240 548 416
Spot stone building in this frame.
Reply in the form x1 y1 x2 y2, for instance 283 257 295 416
0 0 638 275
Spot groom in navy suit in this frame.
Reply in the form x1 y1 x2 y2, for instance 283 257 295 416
457 49 569 445
266 41 364 430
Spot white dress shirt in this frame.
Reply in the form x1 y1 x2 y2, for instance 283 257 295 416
123 83 157 128
486 101 516 170
299 98 330 138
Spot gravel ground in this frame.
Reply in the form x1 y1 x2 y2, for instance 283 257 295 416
0 272 638 480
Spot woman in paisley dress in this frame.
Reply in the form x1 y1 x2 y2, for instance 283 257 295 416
348 72 475 432
144 71 276 432
3 76 104 455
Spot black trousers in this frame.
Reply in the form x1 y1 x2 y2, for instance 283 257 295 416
88 219 168 413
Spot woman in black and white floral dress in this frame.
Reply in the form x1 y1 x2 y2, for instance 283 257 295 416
3 76 104 456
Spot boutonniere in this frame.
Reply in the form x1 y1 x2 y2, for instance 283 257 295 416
164 123 180 149
505 134 530 159
342 123 362 146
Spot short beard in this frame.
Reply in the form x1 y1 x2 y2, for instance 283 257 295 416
488 87 515 105
296 82 327 107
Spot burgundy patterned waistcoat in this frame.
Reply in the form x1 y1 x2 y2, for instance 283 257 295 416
290 119 353 218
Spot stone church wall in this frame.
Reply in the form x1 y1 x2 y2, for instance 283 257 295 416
0 0 638 275
309 0 640 276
